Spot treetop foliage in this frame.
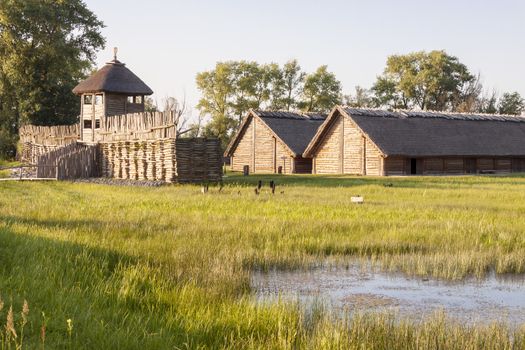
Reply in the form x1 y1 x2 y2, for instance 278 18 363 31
196 60 342 148
0 0 105 158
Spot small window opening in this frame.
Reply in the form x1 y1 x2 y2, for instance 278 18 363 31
95 94 103 105
83 119 92 129
84 95 93 105
127 96 134 103
95 119 101 129
135 95 143 104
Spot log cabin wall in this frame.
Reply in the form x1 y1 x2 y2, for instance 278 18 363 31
313 114 343 174
383 157 406 176
312 113 384 175
383 156 517 175
365 138 383 176
342 115 364 174
294 157 313 174
229 116 298 174
230 118 253 172
106 94 127 117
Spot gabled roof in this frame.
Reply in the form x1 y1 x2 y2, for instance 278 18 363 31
304 106 525 158
73 59 153 95
224 110 326 157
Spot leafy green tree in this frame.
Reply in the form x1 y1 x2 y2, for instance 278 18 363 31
196 62 238 147
498 92 524 115
299 66 342 113
197 61 342 147
344 86 374 108
372 51 476 111
0 0 105 158
270 59 305 111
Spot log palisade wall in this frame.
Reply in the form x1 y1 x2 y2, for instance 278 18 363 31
312 114 383 175
19 125 80 164
230 116 299 174
20 116 222 183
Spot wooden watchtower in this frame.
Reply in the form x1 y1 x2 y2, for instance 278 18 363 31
72 48 154 142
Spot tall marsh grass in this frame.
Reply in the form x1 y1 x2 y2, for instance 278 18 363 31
1 173 525 348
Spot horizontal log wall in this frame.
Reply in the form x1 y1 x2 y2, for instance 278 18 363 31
384 156 519 176
365 138 383 176
231 118 253 173
293 157 313 174
314 114 343 174
230 116 295 174
343 116 363 174
312 114 384 175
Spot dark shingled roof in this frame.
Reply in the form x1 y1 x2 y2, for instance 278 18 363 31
305 107 525 157
73 59 153 95
225 110 326 157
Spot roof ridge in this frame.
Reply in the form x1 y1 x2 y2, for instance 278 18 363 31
343 106 525 123
253 109 326 120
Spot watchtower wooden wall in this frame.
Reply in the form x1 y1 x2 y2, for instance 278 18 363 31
80 92 146 142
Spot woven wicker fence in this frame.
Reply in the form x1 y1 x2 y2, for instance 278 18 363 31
100 138 222 183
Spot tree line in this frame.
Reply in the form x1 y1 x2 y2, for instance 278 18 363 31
195 61 341 146
196 50 524 148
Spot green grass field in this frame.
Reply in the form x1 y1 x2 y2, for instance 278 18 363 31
1 173 525 349
0 160 19 178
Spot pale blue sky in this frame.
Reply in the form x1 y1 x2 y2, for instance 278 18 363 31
86 0 524 114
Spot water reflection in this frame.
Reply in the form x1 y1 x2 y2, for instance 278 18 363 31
252 266 525 327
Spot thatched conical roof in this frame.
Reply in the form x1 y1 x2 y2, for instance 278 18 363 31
73 59 153 95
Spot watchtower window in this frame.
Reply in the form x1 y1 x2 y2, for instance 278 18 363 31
135 95 143 104
95 94 103 105
83 119 92 129
84 95 93 105
127 96 134 103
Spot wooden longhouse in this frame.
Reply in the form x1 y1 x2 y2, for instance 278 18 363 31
224 110 326 174
72 49 153 142
303 106 525 176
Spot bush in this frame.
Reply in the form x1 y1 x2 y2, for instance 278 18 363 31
0 128 17 160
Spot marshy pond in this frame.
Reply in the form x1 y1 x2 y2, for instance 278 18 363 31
252 266 525 327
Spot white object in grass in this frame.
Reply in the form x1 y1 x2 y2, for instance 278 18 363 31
351 196 364 204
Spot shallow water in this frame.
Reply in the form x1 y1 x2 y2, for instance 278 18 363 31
252 267 525 327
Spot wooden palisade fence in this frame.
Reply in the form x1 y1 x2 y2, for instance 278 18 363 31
22 111 222 183
96 112 177 142
19 124 80 164
36 143 99 180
